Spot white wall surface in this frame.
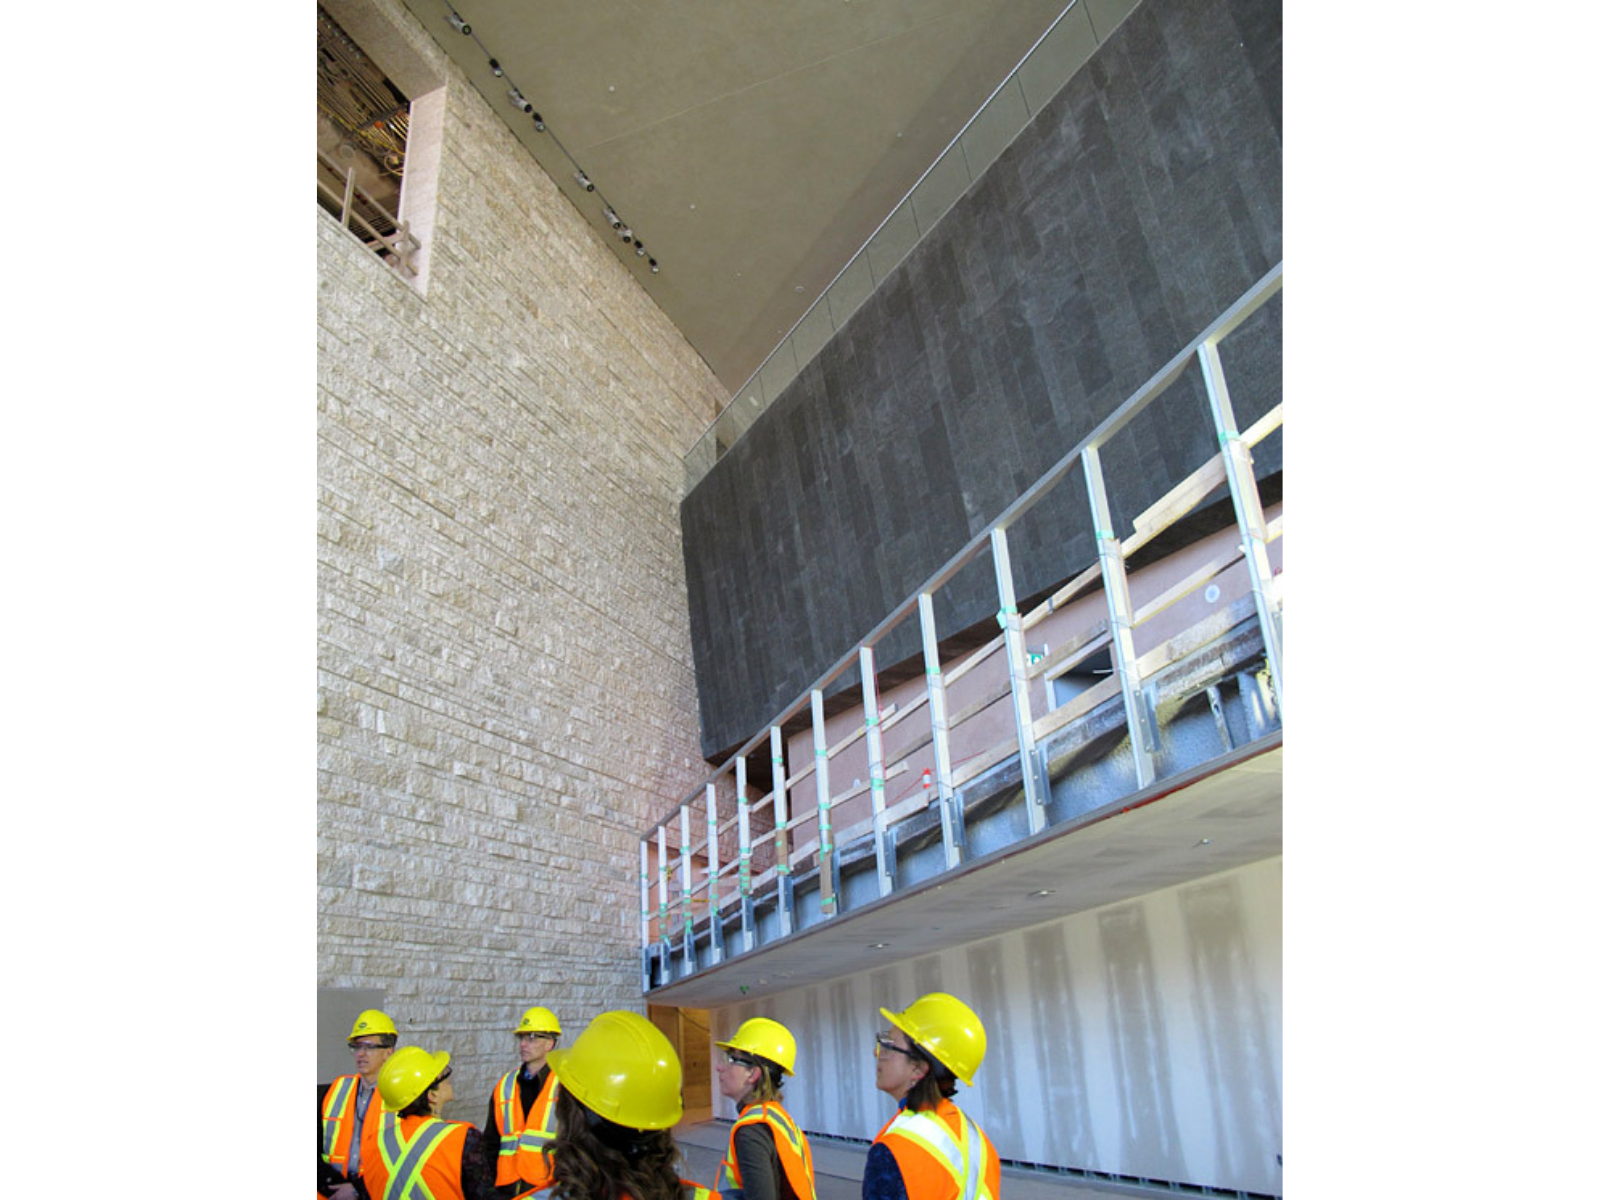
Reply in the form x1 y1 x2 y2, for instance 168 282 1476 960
709 856 1281 1195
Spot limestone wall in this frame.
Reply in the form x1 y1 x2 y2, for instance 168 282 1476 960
316 0 725 1116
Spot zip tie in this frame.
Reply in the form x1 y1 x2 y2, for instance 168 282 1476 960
777 864 790 875
996 605 1017 627
871 778 884 790
926 668 941 677
1220 430 1242 444
865 715 878 726
1095 529 1115 541
815 749 826 757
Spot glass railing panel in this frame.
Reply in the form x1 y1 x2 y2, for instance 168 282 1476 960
789 298 838 369
960 77 1033 179
865 202 921 284
825 254 877 333
910 144 974 236
1017 2 1097 113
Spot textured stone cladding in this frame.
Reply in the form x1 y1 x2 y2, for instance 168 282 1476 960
682 0 1283 757
317 0 726 1116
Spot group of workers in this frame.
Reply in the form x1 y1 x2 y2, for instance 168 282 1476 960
319 992 998 1200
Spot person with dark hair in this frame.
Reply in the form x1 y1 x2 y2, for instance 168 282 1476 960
510 1010 718 1200
319 1008 401 1200
485 1005 564 1197
862 994 999 1200
362 1045 497 1200
713 1018 816 1200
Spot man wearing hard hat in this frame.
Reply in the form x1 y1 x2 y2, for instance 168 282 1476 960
318 1008 400 1200
482 1005 564 1198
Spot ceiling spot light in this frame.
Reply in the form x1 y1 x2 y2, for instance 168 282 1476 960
604 208 622 230
1030 889 1055 897
649 259 659 273
508 87 532 114
1193 837 1213 848
447 11 471 34
635 243 647 257
574 170 594 192
869 942 888 949
532 112 546 132
617 225 634 243
489 58 503 77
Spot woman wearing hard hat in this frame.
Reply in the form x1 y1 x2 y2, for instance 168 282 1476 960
362 1045 497 1200
863 993 1000 1200
713 1018 817 1200
510 1010 718 1200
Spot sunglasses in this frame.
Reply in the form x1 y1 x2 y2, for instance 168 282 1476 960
874 1033 918 1059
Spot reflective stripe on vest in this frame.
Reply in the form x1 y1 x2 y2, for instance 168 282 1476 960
381 1116 452 1200
719 1102 815 1199
496 1072 520 1158
884 1108 993 1200
517 1079 558 1153
321 1075 357 1164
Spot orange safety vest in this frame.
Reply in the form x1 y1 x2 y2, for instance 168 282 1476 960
513 1178 721 1200
872 1100 999 1200
494 1067 561 1187
718 1101 817 1200
319 1075 387 1193
364 1113 471 1200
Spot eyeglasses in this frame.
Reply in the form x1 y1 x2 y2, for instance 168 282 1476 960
518 1032 558 1042
874 1034 917 1060
436 1066 453 1083
349 1041 388 1054
721 1051 759 1069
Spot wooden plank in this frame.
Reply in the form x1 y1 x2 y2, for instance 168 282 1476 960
1030 673 1123 743
948 736 1019 791
880 689 931 733
944 634 1005 689
825 702 899 762
1027 619 1110 680
1134 595 1256 680
945 680 1013 732
1131 542 1244 629
1021 563 1101 633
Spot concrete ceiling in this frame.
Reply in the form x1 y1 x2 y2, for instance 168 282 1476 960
647 739 1282 1009
399 0 1095 395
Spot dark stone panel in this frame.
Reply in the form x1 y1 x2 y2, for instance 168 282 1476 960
682 0 1283 757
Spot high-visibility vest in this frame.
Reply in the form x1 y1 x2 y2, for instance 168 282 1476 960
718 1101 817 1200
872 1100 999 1200
493 1067 561 1187
364 1114 470 1200
512 1178 721 1200
320 1075 386 1186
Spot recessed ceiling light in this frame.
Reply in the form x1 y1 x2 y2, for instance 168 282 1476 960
1030 889 1055 898
869 942 888 949
1193 838 1213 848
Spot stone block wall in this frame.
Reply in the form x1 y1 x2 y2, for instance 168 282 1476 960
316 0 726 1117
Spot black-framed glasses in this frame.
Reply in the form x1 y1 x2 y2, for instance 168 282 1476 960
349 1041 387 1054
518 1031 558 1042
874 1033 916 1059
436 1066 453 1083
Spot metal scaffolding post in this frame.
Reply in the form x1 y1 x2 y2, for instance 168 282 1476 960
860 646 894 897
678 806 697 974
918 592 963 868
991 528 1049 833
770 726 794 936
1199 339 1284 715
810 688 837 918
736 754 755 954
705 781 724 964
1082 444 1159 788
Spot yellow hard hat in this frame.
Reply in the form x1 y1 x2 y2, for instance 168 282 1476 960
378 1045 452 1111
348 1009 398 1040
715 1017 797 1076
880 992 986 1086
547 1010 683 1130
515 1005 562 1035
